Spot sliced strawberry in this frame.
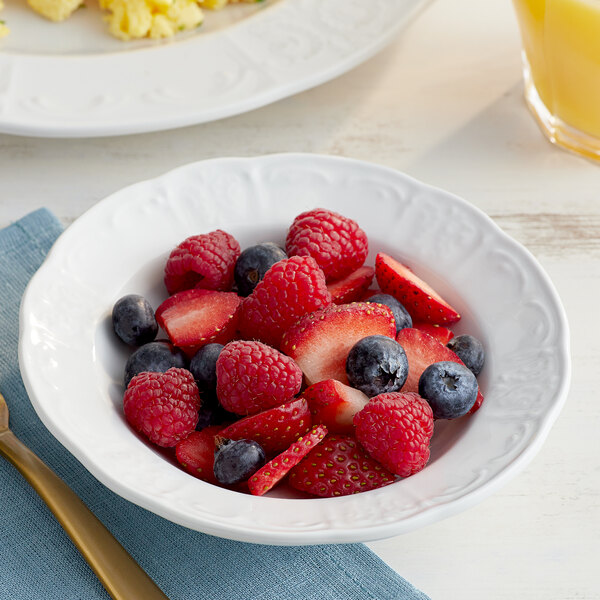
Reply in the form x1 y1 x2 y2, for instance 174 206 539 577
175 425 222 484
375 253 460 325
156 289 241 357
302 379 369 435
280 302 396 386
327 266 375 305
219 397 312 455
288 433 396 497
413 322 455 345
396 328 484 412
247 425 328 496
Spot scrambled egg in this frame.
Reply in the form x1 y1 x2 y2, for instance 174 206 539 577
1 0 261 40
27 0 82 22
0 0 9 38
100 0 203 40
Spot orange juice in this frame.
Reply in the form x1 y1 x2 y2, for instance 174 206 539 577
512 0 600 159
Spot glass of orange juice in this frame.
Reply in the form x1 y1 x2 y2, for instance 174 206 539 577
512 0 600 160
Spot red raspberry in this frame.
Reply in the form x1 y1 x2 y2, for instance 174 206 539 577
237 256 332 348
216 340 303 416
353 392 434 477
285 208 368 282
164 230 240 295
123 368 200 447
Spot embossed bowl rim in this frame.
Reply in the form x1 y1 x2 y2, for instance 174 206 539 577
19 154 571 545
0 0 431 138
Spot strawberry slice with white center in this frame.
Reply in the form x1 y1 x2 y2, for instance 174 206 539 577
219 397 312 456
302 379 369 435
375 253 460 325
280 302 396 386
327 266 375 305
248 425 328 496
396 327 484 413
156 288 241 356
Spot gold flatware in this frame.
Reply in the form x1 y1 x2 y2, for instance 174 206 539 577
0 392 169 600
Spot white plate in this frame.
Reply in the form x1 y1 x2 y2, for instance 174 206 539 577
19 154 570 545
0 0 429 138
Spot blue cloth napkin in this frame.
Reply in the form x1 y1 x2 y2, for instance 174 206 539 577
0 208 430 600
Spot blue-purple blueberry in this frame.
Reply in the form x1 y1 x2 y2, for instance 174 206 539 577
112 294 158 346
124 340 187 388
346 334 408 397
447 335 485 376
366 293 412 333
195 393 237 431
213 439 266 485
189 343 224 394
234 243 287 296
418 361 478 419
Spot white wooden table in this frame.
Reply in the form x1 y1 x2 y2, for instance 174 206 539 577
1 0 598 598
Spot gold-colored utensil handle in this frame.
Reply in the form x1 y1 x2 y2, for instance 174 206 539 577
0 429 169 600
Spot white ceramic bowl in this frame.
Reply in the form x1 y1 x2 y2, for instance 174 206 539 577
19 154 570 545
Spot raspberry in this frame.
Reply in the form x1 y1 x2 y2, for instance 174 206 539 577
216 340 303 415
123 368 200 447
285 208 368 282
164 230 240 295
237 255 332 348
353 392 434 477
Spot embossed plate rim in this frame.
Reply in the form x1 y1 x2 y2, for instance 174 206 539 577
0 0 431 138
18 154 571 544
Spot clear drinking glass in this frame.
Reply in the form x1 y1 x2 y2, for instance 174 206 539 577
512 0 600 161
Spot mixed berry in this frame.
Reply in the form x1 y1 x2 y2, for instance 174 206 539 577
112 294 158 347
112 208 486 498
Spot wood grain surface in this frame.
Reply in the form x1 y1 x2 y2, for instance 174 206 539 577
1 0 598 598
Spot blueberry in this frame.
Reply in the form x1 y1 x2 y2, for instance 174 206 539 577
346 335 408 397
366 293 412 333
418 361 478 419
124 340 188 388
189 343 224 393
447 335 485 376
195 394 237 431
213 439 266 485
112 294 158 346
234 243 287 296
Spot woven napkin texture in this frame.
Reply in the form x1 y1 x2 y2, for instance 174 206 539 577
0 208 430 600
